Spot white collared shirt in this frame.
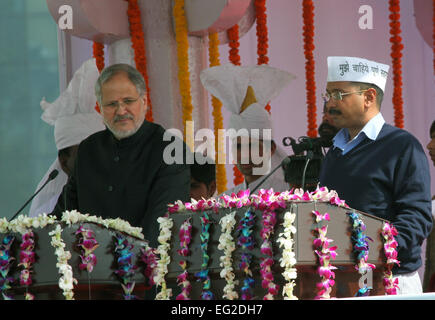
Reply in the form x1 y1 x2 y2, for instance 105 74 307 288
333 112 385 155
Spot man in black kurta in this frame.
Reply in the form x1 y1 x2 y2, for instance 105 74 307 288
52 63 190 248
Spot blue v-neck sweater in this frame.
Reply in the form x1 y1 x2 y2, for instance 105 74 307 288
319 123 432 275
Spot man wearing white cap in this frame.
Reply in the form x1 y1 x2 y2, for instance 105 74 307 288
200 64 295 195
319 56 432 295
51 63 190 248
29 59 105 217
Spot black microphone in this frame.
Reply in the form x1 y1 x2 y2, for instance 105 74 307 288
9 169 59 221
250 159 287 194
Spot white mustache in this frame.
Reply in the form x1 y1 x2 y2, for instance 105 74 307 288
114 114 134 122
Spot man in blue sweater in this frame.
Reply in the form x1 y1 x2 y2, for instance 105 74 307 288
319 56 432 295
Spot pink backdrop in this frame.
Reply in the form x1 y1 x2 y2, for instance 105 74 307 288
60 0 435 194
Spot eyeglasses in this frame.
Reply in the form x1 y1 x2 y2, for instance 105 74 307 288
102 96 142 110
321 90 368 103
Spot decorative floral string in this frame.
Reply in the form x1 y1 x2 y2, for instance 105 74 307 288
277 209 298 300
49 224 77 300
227 24 244 187
18 231 36 300
302 0 317 137
0 235 15 300
92 41 105 113
218 211 238 300
252 189 283 300
312 210 337 299
155 216 173 300
195 212 214 300
173 0 194 143
75 225 99 273
208 32 227 194
389 0 404 129
254 0 271 113
176 218 192 300
113 234 138 300
348 211 375 296
381 222 400 295
139 242 158 290
236 208 256 300
126 0 153 122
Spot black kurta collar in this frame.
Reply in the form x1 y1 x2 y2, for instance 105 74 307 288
109 120 155 149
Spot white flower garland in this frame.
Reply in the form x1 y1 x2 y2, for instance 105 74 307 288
277 210 298 300
61 210 144 239
154 216 173 300
217 211 238 300
5 214 57 235
48 224 77 300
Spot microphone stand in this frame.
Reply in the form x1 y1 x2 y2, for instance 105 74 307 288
9 170 59 221
250 160 286 194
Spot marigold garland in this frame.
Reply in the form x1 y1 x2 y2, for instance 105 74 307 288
92 41 105 114
227 24 245 187
255 0 271 114
126 0 153 122
389 0 404 129
173 0 194 142
208 32 228 194
302 0 317 138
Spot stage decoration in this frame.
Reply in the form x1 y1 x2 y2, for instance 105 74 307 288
347 211 375 297
75 225 99 273
218 211 238 300
389 0 404 129
49 224 77 300
312 210 337 299
92 41 105 113
155 216 173 300
18 231 36 300
173 0 194 140
195 212 214 300
176 218 192 300
0 235 15 300
252 189 282 300
208 32 228 194
227 24 245 187
139 242 158 290
254 0 272 114
381 222 400 295
113 234 138 300
61 210 144 239
126 0 153 122
302 0 317 138
236 208 256 300
277 209 298 300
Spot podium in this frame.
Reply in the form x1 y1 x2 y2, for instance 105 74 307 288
163 201 388 299
1 222 153 300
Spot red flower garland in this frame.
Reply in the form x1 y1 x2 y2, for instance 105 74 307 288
92 41 105 113
389 0 404 129
227 24 245 187
302 0 317 138
255 0 271 114
126 0 153 122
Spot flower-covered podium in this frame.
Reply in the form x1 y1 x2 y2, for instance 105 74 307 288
0 213 156 300
155 188 399 300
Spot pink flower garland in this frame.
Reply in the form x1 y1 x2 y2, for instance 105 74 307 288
75 225 99 273
140 244 158 290
312 210 337 299
381 222 400 295
176 218 192 300
18 231 36 300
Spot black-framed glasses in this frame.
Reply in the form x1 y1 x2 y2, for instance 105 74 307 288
321 90 368 103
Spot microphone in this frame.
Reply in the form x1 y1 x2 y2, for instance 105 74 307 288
9 169 59 221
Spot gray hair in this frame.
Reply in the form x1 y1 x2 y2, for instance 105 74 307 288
95 63 146 105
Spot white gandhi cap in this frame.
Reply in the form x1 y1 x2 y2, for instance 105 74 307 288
327 56 390 93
